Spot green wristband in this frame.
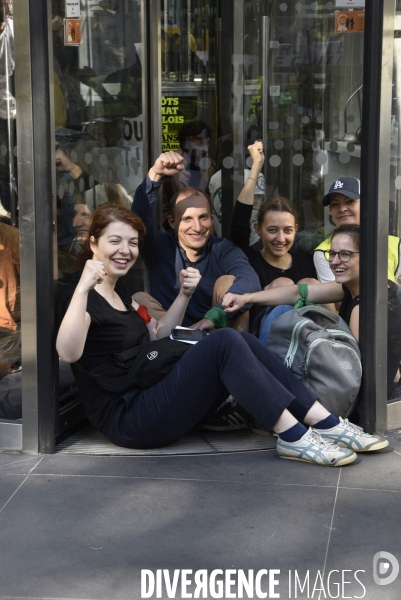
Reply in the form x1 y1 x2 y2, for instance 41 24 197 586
293 283 315 308
204 307 228 329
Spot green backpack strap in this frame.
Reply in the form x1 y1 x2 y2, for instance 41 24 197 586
293 283 315 308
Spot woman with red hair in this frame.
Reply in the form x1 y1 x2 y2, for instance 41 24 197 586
56 204 386 463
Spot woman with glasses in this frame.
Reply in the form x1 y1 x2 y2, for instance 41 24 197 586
313 177 401 285
223 224 401 397
56 207 387 464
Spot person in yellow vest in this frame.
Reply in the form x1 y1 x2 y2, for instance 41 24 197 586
314 177 401 284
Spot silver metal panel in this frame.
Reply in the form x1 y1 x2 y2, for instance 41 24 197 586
57 425 276 456
0 419 22 452
47 0 59 435
141 0 149 174
261 16 270 149
14 0 38 451
387 400 401 431
233 0 244 201
147 0 162 165
215 17 221 106
378 1 395 431
14 0 57 453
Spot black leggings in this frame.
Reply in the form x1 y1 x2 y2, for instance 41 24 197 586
104 330 319 449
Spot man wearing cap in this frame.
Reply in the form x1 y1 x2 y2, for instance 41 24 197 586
131 151 261 331
314 176 401 283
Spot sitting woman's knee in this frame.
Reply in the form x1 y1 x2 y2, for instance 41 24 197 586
264 277 294 290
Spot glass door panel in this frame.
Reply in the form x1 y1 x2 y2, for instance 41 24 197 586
0 0 21 423
387 0 401 408
161 0 221 231
242 1 364 240
52 0 145 437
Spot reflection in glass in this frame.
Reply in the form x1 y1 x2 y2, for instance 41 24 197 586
53 1 145 425
0 0 21 420
243 2 364 234
160 2 220 234
53 0 144 297
388 5 401 400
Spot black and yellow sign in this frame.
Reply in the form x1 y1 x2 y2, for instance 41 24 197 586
162 96 198 152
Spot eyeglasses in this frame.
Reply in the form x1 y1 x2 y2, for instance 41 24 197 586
324 250 360 262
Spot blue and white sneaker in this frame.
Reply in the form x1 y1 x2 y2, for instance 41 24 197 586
276 428 356 466
315 417 389 452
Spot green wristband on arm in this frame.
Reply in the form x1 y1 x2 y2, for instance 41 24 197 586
293 283 315 308
203 306 228 328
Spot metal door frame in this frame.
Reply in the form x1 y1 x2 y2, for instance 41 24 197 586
3 0 395 453
5 0 159 453
359 0 395 433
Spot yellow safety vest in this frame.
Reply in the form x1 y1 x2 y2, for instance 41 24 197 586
315 235 400 282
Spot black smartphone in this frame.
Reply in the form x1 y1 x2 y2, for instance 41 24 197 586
171 328 207 341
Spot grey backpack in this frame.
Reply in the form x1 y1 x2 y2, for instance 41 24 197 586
265 306 362 417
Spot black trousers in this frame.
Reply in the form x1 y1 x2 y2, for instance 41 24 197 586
104 329 319 449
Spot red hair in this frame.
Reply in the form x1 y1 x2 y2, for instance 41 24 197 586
76 204 146 270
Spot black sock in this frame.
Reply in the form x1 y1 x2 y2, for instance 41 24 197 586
279 422 308 442
313 414 340 429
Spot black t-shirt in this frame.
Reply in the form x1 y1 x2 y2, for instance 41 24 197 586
339 282 401 390
246 248 317 289
62 272 149 431
231 201 316 330
230 201 316 287
338 286 359 326
339 282 401 329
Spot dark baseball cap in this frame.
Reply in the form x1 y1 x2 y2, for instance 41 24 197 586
321 177 361 206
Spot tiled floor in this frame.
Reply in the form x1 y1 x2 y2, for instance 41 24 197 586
0 432 401 600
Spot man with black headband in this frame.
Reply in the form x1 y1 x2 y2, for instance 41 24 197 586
132 151 261 331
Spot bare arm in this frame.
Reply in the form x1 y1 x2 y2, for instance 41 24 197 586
222 281 344 313
237 141 264 206
56 260 107 362
314 249 335 283
349 304 359 341
133 268 202 340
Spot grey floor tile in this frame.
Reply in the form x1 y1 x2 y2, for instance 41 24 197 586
387 429 401 451
0 472 339 600
339 448 401 492
31 449 346 489
0 452 40 472
0 474 30 510
324 487 401 600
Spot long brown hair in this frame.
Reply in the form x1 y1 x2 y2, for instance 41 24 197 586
257 197 298 226
76 204 146 270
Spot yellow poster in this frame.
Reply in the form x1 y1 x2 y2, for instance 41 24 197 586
161 96 198 152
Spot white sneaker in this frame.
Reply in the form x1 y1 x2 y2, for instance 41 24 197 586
315 417 389 452
276 428 356 466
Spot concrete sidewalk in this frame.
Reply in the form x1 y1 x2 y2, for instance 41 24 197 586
1 430 401 600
